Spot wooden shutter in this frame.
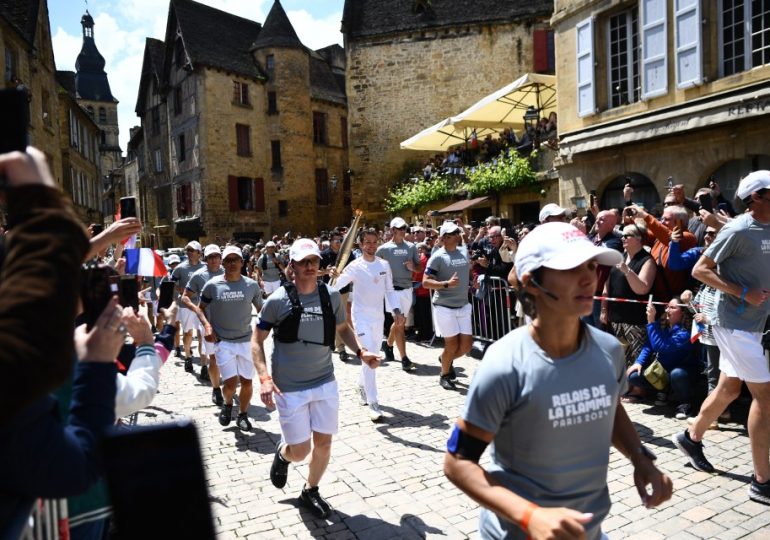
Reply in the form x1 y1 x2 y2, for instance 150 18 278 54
675 0 702 88
641 0 668 99
228 175 239 211
533 29 549 73
254 178 265 212
576 17 595 117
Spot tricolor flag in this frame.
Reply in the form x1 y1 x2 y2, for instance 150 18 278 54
124 248 167 277
690 319 705 344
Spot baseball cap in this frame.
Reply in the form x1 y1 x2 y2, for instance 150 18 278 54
265 241 276 248
390 217 408 229
222 245 243 260
538 203 568 223
203 244 221 258
185 240 202 252
167 254 181 265
289 238 322 261
515 222 623 280
736 170 770 201
439 221 461 236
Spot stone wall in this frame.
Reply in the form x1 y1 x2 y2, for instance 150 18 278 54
346 19 549 222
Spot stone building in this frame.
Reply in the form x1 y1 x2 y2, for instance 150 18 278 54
74 11 121 180
553 0 770 212
55 70 102 225
138 0 349 246
342 0 554 223
1 0 63 183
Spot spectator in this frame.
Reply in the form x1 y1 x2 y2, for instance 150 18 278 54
412 242 433 341
538 203 568 224
586 210 623 328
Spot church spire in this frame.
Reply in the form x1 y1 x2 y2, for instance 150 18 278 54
75 10 116 101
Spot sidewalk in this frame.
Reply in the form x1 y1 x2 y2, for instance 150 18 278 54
135 336 770 539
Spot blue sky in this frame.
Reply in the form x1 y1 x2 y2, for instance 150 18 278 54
49 0 345 152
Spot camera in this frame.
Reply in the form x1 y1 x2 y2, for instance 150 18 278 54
470 249 484 261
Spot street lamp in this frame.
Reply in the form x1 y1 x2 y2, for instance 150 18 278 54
523 105 540 149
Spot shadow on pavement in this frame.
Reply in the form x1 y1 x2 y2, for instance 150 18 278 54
366 405 449 453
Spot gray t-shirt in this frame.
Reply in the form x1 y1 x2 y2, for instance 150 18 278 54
257 284 345 393
186 266 224 299
705 213 770 332
425 247 471 308
462 325 626 540
376 240 420 289
200 275 263 342
172 261 205 310
257 253 284 282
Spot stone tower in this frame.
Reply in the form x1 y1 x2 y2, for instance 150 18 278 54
75 10 121 177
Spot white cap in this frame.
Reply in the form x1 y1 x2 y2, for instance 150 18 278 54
185 240 202 252
515 222 623 280
167 254 181 265
538 203 568 223
439 221 461 236
736 170 770 200
222 246 243 260
265 241 276 248
203 244 221 257
289 238 322 261
390 217 408 228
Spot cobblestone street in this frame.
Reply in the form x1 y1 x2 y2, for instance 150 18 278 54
135 335 770 539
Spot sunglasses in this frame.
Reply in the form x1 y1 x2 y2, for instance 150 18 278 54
622 234 639 239
705 231 716 236
294 258 319 267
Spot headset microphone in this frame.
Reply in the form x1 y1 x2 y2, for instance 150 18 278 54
530 279 560 301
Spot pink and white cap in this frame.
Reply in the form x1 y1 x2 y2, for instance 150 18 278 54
289 238 321 261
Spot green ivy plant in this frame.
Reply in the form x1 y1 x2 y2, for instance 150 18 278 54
384 174 454 214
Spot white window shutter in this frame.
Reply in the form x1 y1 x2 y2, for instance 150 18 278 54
675 0 702 88
641 0 668 99
576 17 595 117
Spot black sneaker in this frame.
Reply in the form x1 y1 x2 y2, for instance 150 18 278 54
675 403 690 420
212 388 224 406
270 443 289 488
184 357 194 373
338 350 350 363
382 342 395 362
299 486 332 519
401 357 416 371
175 346 183 357
438 356 456 380
236 412 252 431
218 403 233 426
749 475 770 505
672 430 715 473
199 365 210 381
439 373 456 390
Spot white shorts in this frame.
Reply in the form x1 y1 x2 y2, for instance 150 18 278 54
275 380 339 445
214 340 255 381
200 336 217 356
434 303 472 338
351 312 384 352
393 288 413 315
263 280 281 295
713 326 770 383
178 308 201 334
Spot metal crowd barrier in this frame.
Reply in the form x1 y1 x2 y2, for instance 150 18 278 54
18 499 69 540
471 275 516 343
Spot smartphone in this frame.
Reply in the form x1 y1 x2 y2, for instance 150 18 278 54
90 223 104 236
698 193 713 213
119 196 137 218
158 280 175 310
81 265 120 330
117 276 139 311
102 421 216 540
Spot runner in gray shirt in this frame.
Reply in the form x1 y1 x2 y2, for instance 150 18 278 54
171 241 204 371
255 241 286 297
445 222 672 540
375 217 421 369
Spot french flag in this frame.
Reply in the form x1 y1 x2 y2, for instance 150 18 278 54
690 319 705 344
125 248 167 277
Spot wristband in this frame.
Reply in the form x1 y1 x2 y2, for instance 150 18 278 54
259 374 272 384
519 501 539 533
356 348 365 359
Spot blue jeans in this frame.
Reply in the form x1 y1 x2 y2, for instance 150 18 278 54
628 366 696 404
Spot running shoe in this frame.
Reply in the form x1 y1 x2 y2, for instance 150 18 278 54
654 392 668 406
236 412 252 432
439 373 456 390
674 403 690 420
218 403 233 426
338 350 350 363
401 356 416 371
437 355 456 380
199 365 210 381
357 385 367 406
369 402 383 423
382 342 395 362
749 475 770 505
184 357 194 373
270 442 289 488
212 388 224 406
299 486 332 519
671 430 715 473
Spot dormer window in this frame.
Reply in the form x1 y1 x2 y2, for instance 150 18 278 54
266 54 274 71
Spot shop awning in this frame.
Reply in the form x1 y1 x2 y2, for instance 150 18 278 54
436 196 490 213
560 82 770 155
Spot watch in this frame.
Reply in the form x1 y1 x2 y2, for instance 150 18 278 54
443 282 448 288
633 444 657 462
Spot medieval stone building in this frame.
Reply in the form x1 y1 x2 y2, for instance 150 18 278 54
342 0 554 223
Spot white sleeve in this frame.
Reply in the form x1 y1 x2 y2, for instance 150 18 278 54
115 345 162 418
332 264 355 291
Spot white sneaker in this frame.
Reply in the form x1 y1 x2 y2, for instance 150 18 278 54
357 385 367 406
369 402 383 423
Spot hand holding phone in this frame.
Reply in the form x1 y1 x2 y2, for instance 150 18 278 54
698 193 713 213
119 196 137 218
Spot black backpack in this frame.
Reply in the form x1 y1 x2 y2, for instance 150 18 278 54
274 281 336 348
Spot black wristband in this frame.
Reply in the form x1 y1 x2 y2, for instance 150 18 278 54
356 348 364 359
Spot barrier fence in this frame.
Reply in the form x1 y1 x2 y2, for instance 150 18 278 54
19 499 69 540
471 275 516 343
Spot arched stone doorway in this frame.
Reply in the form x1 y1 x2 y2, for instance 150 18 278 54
707 155 770 202
600 173 660 212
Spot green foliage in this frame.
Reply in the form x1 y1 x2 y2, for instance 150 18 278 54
464 152 537 197
384 175 454 214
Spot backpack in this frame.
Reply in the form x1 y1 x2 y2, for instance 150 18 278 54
274 281 336 347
